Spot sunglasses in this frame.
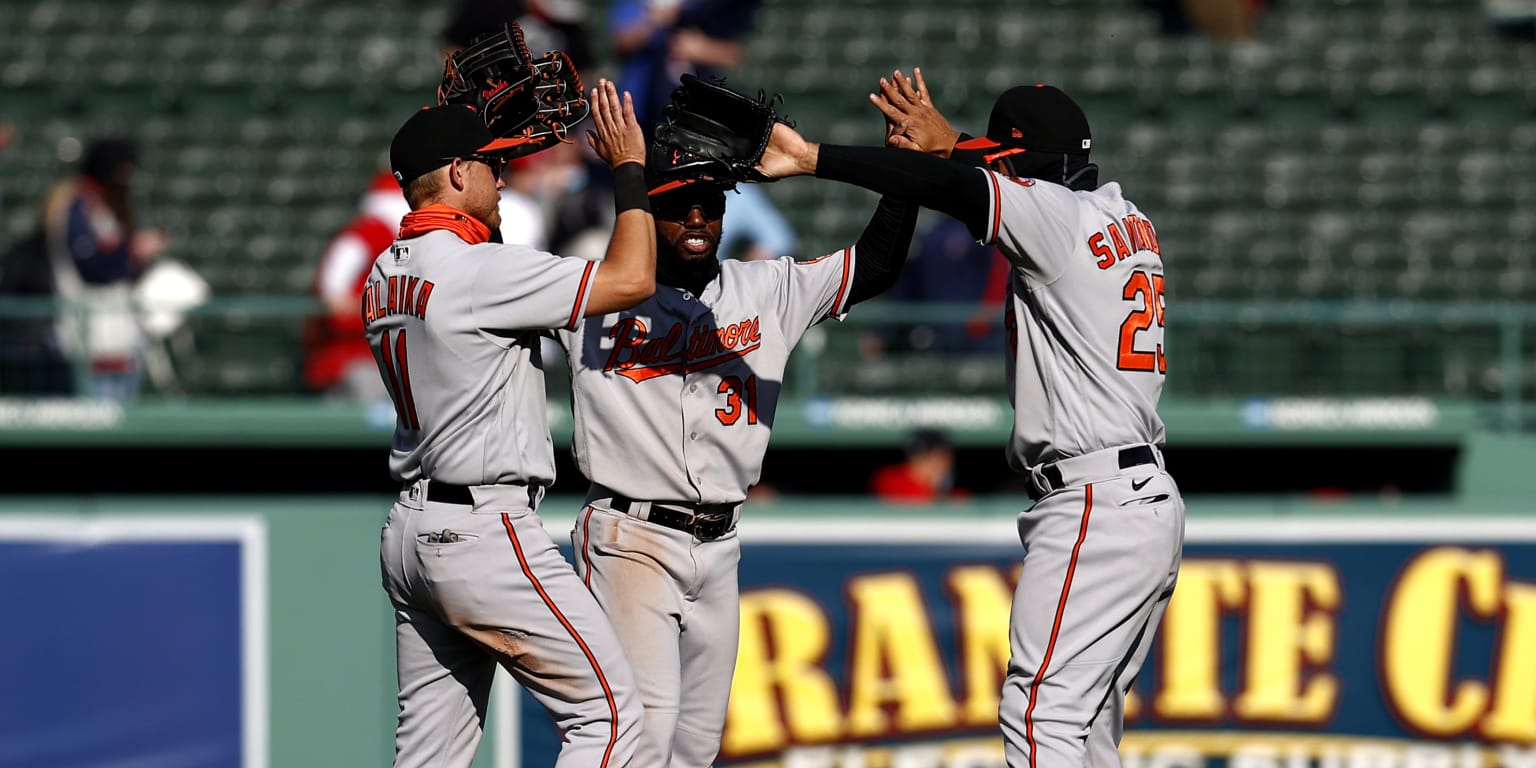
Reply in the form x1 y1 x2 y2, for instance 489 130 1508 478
462 153 508 177
651 188 727 221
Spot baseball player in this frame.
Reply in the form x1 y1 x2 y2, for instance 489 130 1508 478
552 132 927 766
753 69 1185 767
370 83 664 768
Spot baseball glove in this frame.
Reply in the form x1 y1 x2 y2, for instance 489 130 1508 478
437 22 589 157
652 74 793 184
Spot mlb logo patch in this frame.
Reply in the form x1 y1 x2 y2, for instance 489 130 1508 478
392 244 411 263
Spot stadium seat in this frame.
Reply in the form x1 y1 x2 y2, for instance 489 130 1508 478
1 0 1533 397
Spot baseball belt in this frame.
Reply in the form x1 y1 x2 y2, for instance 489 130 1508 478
420 480 543 509
609 496 740 542
1027 444 1163 501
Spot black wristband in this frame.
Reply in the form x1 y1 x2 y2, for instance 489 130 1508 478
612 162 650 215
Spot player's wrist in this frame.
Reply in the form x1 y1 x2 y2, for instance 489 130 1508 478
612 162 650 215
798 142 820 175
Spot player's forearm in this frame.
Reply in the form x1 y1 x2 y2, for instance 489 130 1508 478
586 164 656 315
815 145 991 238
846 196 919 306
588 212 656 314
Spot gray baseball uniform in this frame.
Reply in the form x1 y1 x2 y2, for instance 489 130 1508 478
368 228 648 768
555 249 857 767
981 171 1185 767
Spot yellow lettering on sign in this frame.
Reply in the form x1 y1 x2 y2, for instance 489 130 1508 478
1382 547 1501 736
1233 562 1340 722
1155 559 1245 720
947 565 1014 727
1482 581 1536 741
846 573 959 736
724 589 842 755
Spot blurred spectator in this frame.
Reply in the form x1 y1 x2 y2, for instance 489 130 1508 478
1142 0 1267 40
503 140 603 255
1486 0 1536 42
0 136 165 400
870 428 969 504
301 170 405 402
609 0 763 136
871 212 1009 358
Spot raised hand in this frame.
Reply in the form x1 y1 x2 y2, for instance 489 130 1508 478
585 79 646 169
753 121 818 180
869 68 960 158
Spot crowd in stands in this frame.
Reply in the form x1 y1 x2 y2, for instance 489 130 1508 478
1 0 1531 403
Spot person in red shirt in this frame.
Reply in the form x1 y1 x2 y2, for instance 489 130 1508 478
302 170 406 401
870 428 968 504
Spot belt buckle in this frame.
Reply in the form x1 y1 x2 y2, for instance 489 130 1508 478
690 505 734 541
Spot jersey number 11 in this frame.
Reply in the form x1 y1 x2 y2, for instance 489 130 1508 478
377 329 422 429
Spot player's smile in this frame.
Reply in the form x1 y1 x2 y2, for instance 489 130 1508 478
680 230 715 255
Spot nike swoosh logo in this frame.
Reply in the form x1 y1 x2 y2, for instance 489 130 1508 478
1131 477 1153 491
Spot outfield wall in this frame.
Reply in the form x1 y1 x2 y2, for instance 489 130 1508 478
2 496 1534 767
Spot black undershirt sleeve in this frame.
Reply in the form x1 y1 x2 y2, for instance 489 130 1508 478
815 145 993 241
846 196 919 307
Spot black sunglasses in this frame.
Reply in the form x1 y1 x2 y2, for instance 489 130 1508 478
651 188 727 221
462 153 508 177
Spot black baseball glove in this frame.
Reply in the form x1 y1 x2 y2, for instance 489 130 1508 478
437 22 589 157
652 74 793 184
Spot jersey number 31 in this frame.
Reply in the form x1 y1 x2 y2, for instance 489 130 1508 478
1117 270 1166 374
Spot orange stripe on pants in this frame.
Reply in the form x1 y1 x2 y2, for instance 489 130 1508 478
502 512 621 768
1023 483 1094 768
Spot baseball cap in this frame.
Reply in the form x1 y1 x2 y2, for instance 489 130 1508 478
388 105 524 187
952 84 1092 166
644 138 737 196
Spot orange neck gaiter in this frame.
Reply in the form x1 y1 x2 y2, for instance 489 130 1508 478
398 204 492 245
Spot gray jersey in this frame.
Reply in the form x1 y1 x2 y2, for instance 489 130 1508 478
555 250 857 502
979 172 1167 470
363 229 597 486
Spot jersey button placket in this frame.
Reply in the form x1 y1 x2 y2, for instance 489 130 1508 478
681 315 707 490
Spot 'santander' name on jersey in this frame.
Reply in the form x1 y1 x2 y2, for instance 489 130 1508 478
1088 213 1161 270
604 316 763 383
362 275 435 326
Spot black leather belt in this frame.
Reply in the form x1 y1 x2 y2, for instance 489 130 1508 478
424 481 535 506
611 497 738 542
1030 445 1159 501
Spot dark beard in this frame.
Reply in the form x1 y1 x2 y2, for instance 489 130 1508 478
657 251 720 296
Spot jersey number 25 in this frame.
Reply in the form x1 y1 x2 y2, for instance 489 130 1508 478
1117 269 1166 374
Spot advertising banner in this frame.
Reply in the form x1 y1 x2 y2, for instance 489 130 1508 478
0 517 267 767
517 517 1536 768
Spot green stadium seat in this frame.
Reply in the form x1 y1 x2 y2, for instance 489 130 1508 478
1 0 1532 398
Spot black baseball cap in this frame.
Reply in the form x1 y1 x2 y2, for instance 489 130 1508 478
645 139 736 196
389 104 523 187
952 84 1092 166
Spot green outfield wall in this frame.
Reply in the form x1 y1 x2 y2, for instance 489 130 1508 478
3 493 1535 766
